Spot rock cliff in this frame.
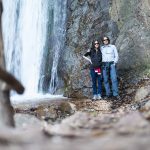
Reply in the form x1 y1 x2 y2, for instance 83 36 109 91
62 0 150 97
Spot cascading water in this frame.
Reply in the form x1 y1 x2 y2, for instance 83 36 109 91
2 0 48 97
2 0 67 101
49 0 67 94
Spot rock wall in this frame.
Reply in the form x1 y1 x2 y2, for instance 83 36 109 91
110 0 150 69
61 0 150 98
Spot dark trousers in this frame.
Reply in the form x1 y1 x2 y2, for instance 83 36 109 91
90 68 102 95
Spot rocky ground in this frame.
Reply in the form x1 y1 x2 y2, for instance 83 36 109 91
0 77 150 150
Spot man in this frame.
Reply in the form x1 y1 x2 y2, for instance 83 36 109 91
101 36 120 100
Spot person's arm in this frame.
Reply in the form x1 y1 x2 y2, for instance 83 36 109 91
113 45 119 64
83 49 92 64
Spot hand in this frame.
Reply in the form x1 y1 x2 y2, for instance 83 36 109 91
87 49 90 52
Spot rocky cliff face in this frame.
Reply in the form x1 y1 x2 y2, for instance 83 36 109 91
110 0 150 70
62 0 150 98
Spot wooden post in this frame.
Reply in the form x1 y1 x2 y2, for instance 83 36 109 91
0 0 24 127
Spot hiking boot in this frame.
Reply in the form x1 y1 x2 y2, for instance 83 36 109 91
97 94 102 100
113 95 121 101
92 95 97 101
103 95 111 100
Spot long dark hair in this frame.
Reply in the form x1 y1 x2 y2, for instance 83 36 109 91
91 40 100 51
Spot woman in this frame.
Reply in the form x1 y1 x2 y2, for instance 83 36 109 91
83 40 102 101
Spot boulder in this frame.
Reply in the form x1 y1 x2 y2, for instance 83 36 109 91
134 85 150 102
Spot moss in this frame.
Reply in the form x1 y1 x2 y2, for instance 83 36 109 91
59 102 72 114
143 65 150 77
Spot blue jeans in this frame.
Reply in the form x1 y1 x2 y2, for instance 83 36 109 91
102 63 118 96
90 68 102 95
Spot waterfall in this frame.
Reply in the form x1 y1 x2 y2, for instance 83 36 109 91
49 0 67 94
2 0 67 99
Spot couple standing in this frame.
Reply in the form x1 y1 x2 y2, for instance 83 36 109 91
83 36 119 101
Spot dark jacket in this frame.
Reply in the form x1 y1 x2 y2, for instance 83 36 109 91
84 48 102 69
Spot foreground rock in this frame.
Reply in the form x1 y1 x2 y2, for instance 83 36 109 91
43 111 114 137
1 80 150 150
14 99 112 125
114 111 150 134
1 110 150 150
14 113 42 128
